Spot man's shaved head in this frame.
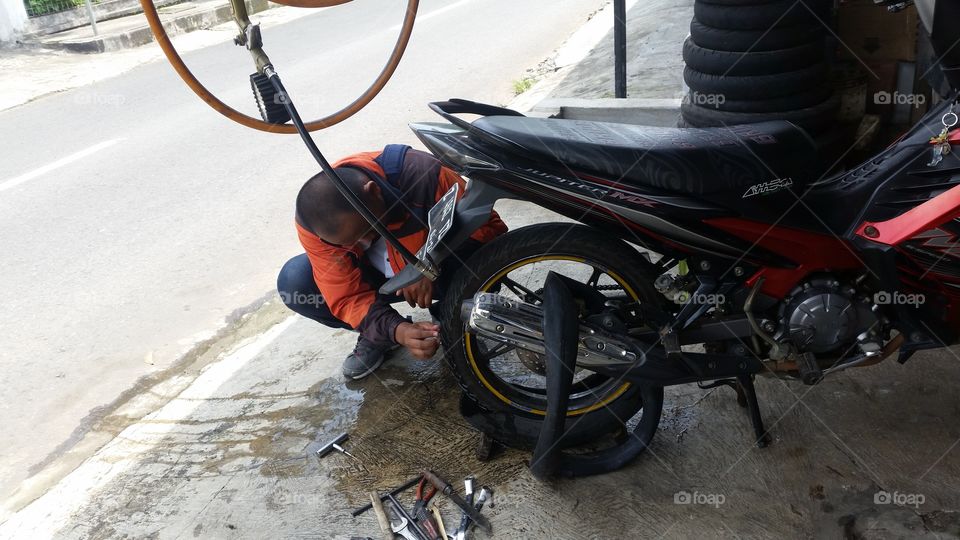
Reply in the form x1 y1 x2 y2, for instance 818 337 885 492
296 167 385 246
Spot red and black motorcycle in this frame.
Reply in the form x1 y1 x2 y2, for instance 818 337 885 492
372 4 960 477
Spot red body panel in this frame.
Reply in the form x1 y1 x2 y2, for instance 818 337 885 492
703 218 863 299
855 183 960 245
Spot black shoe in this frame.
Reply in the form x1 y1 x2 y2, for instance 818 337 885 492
342 336 394 380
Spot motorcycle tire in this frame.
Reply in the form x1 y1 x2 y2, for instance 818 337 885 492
682 37 824 76
683 63 828 100
697 0 827 5
688 85 833 113
439 223 664 448
680 93 839 133
694 0 826 31
690 17 825 52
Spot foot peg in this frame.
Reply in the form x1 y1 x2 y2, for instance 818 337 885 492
250 72 291 124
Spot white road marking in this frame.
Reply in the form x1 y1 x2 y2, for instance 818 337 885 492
0 139 123 194
389 0 471 32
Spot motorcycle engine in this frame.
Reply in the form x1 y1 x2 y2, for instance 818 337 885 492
774 277 882 355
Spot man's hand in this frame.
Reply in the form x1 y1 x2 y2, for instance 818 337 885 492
396 278 433 308
395 321 440 360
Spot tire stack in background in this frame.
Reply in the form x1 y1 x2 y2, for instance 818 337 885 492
680 0 844 161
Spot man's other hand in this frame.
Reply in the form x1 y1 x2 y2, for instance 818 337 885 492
396 278 433 308
395 321 440 360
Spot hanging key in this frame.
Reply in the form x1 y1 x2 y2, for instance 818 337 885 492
928 111 958 167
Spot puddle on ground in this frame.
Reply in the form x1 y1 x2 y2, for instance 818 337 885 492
238 352 528 506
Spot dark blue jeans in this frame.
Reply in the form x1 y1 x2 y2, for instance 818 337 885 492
276 240 480 329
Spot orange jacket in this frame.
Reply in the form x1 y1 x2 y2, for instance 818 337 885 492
295 148 507 342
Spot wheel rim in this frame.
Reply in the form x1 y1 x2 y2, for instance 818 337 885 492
462 255 646 416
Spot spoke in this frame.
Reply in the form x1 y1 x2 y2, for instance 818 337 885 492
501 276 542 303
482 341 516 359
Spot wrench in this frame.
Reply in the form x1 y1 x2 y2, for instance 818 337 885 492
391 516 420 540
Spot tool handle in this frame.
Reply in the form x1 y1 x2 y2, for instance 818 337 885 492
420 471 492 533
350 476 421 517
368 492 393 540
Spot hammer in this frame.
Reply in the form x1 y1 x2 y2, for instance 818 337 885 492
316 433 356 460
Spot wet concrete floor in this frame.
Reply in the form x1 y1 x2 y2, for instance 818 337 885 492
2 291 958 539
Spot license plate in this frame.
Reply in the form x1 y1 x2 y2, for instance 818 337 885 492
418 183 459 260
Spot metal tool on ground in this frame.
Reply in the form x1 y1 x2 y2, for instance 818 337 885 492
390 516 420 540
387 493 429 540
351 475 421 517
452 486 492 540
411 477 440 540
453 477 475 539
367 491 393 540
316 433 357 461
420 470 492 534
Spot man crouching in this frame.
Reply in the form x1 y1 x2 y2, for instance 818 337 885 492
277 144 507 379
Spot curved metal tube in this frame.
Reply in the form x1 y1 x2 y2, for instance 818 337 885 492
138 0 419 133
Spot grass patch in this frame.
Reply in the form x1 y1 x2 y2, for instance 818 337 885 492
512 77 536 95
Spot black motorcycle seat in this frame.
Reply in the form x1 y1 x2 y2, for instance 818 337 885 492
468 116 821 195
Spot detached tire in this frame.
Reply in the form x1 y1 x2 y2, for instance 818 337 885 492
682 37 823 76
694 0 825 30
690 17 825 51
683 63 827 99
681 93 839 132
439 224 663 448
689 85 833 112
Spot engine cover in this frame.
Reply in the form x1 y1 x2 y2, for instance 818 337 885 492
777 278 879 354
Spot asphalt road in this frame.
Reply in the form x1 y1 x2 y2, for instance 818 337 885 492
0 0 606 505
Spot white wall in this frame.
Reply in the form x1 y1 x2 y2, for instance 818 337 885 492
0 0 28 42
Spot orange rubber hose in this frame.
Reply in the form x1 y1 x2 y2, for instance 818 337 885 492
139 0 419 133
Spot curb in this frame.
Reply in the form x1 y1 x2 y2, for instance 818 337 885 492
39 0 268 53
530 97 682 127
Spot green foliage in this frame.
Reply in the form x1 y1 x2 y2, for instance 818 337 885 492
512 77 536 95
24 0 88 17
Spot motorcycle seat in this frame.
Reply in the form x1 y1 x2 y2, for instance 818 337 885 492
468 116 821 195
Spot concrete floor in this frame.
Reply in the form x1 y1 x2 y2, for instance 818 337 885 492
2 290 958 538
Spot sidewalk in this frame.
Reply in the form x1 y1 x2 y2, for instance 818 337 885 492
37 0 268 53
3 1 960 538
0 3 318 112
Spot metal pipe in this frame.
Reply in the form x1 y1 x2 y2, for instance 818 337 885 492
84 0 98 36
614 0 626 98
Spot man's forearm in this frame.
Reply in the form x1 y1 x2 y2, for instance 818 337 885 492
356 304 406 345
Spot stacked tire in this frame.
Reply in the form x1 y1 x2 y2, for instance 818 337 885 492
680 0 838 135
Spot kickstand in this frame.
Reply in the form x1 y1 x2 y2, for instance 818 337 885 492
736 375 771 448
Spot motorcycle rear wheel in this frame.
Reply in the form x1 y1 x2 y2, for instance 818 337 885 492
439 223 665 447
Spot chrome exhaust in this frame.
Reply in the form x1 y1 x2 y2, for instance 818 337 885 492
463 292 640 366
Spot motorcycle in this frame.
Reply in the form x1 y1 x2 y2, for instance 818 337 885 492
146 0 960 477
373 0 960 477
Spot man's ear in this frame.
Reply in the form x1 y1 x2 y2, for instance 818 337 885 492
362 180 380 199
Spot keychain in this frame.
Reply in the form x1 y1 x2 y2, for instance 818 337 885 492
928 111 958 167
